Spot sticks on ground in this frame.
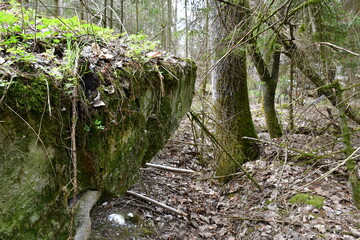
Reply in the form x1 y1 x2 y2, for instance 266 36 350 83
144 163 198 174
126 190 187 217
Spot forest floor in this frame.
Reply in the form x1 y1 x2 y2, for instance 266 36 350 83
90 101 360 240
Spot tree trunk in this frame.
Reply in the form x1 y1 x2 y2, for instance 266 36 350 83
249 40 282 138
211 0 259 180
120 0 124 33
103 0 107 28
334 82 360 209
289 57 295 130
185 0 189 58
55 0 63 16
173 0 178 55
200 0 210 154
135 0 139 33
263 75 282 138
160 0 166 49
109 0 114 29
166 0 172 52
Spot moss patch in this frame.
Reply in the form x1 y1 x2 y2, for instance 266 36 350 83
289 193 324 208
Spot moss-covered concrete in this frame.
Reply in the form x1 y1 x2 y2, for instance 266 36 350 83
0 53 196 239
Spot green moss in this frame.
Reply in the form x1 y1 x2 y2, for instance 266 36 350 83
4 75 54 112
289 193 324 208
1 19 196 238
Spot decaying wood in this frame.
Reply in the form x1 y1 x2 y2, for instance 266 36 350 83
126 190 187 216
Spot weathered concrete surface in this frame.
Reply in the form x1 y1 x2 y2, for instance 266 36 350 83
0 50 196 239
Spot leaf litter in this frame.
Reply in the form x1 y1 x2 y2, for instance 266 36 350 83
90 102 360 239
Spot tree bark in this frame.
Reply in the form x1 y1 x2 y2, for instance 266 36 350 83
185 0 189 58
120 0 124 33
334 82 360 209
55 0 63 17
103 0 107 28
211 0 259 180
109 0 114 29
135 0 139 33
289 57 295 130
249 40 283 138
166 0 172 52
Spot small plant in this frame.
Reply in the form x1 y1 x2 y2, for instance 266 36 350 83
84 125 91 132
94 119 105 130
126 34 159 61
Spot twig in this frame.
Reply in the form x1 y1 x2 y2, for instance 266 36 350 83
144 163 198 174
284 146 360 196
126 190 187 216
315 42 360 56
274 145 288 201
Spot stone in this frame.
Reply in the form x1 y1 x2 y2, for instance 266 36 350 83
0 42 196 239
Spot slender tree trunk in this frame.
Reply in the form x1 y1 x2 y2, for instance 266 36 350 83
120 0 124 33
103 0 107 28
334 82 360 209
185 0 189 58
135 0 139 33
263 74 282 138
200 0 210 155
173 0 178 54
211 0 259 180
55 0 63 16
289 57 295 130
166 0 172 52
160 0 166 49
249 40 282 138
109 0 114 29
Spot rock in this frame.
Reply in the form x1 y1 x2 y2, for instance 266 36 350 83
107 213 126 226
75 190 101 240
0 40 196 238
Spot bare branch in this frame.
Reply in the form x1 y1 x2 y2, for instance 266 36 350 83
315 42 360 56
144 163 198 174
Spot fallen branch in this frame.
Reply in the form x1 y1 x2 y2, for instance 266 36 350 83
126 190 187 216
144 163 198 174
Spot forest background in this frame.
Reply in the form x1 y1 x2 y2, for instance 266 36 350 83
8 0 360 211
1 0 360 238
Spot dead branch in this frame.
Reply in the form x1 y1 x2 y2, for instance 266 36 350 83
144 163 198 174
126 190 187 216
315 42 360 56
